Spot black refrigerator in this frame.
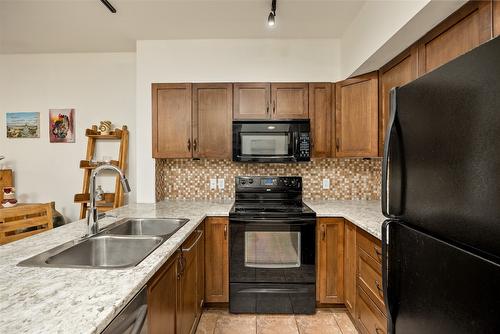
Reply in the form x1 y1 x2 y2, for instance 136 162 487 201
382 36 500 334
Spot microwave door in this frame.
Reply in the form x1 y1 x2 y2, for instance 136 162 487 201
239 132 296 161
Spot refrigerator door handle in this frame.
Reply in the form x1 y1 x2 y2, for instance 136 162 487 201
382 87 398 218
382 220 395 334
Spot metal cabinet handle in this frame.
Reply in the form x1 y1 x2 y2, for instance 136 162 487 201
193 139 198 152
187 139 191 151
375 280 384 297
336 138 340 151
177 255 184 280
273 100 276 114
224 224 227 240
375 327 384 334
321 225 326 241
182 230 203 253
266 102 270 115
374 247 382 262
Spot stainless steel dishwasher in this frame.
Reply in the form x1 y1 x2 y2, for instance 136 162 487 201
101 286 148 334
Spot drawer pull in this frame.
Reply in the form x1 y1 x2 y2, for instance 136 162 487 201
375 280 383 297
375 327 385 334
374 247 382 262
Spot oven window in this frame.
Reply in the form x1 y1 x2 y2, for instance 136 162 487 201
245 231 301 268
241 133 289 156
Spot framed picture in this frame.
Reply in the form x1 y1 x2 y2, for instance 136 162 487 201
49 109 75 143
6 112 40 138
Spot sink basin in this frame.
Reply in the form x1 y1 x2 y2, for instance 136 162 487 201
103 218 189 237
18 235 164 269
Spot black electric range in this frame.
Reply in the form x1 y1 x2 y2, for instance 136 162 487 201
229 176 316 314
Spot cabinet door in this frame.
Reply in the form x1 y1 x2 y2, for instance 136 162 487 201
205 217 229 303
177 230 203 334
152 83 193 158
317 218 344 304
148 253 178 334
356 287 387 334
417 1 492 76
233 83 270 120
495 0 500 37
378 46 418 155
309 83 332 158
271 83 309 119
335 72 378 157
344 221 357 316
193 84 233 159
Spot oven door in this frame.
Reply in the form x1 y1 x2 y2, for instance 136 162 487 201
229 217 315 284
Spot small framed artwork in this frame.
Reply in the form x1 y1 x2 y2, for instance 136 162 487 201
6 112 40 138
49 109 75 143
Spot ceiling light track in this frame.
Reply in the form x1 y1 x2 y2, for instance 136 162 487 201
268 0 277 27
100 0 117 14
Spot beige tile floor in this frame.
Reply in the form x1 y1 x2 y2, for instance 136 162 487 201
195 308 359 334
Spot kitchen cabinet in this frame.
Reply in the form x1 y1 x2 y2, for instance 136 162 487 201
494 0 500 37
356 287 387 334
233 83 308 120
233 83 270 120
271 83 309 119
309 83 332 158
378 46 418 155
417 1 492 76
152 83 192 158
205 217 229 303
344 221 357 315
335 72 378 158
192 83 233 159
177 229 204 334
148 252 179 334
317 218 344 304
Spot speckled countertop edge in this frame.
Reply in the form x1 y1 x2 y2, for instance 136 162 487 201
0 199 384 334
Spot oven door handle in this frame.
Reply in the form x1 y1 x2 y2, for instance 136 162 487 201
229 218 315 224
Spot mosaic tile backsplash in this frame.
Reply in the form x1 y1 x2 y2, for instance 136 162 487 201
156 158 382 201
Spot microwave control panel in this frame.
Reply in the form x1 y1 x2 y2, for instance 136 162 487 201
298 133 310 160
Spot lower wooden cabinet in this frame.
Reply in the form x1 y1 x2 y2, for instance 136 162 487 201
204 217 229 303
356 287 387 334
317 218 344 304
147 227 204 334
148 252 179 334
343 221 357 315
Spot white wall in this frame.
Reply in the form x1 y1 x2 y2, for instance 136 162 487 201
135 39 341 203
0 53 136 222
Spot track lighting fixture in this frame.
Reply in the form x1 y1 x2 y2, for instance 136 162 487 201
268 0 277 27
100 0 117 13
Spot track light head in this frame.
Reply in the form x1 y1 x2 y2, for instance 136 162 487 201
100 0 117 13
267 0 277 27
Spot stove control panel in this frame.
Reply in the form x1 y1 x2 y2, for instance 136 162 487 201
236 176 302 191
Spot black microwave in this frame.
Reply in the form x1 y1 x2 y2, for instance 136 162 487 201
232 120 311 163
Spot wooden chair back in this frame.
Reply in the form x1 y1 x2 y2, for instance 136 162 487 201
0 203 53 245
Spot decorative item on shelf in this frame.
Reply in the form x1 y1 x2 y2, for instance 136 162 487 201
50 202 66 228
99 121 112 135
2 187 17 208
49 109 75 143
95 185 104 201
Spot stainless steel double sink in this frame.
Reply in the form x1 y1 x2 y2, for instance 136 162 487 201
18 218 189 269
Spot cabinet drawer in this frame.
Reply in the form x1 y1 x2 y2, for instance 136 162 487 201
358 249 385 315
356 287 387 334
357 230 383 265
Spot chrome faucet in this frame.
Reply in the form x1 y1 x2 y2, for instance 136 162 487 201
87 164 131 236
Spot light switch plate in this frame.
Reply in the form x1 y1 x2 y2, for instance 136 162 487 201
217 178 225 190
322 178 330 189
210 178 217 190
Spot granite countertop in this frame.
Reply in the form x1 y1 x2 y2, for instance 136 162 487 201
0 199 384 334
304 200 386 239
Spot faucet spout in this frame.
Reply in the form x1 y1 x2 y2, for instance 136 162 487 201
86 163 131 237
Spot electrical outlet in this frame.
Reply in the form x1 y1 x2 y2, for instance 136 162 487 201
210 178 217 190
322 178 330 189
217 178 225 190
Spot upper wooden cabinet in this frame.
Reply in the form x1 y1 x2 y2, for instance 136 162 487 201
378 46 418 155
494 0 500 37
192 83 233 159
309 83 332 158
417 1 492 76
271 83 309 119
234 83 308 120
205 217 229 303
233 83 270 119
317 218 344 304
335 72 379 158
152 83 192 158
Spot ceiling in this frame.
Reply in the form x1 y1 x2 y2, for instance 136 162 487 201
0 0 366 54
